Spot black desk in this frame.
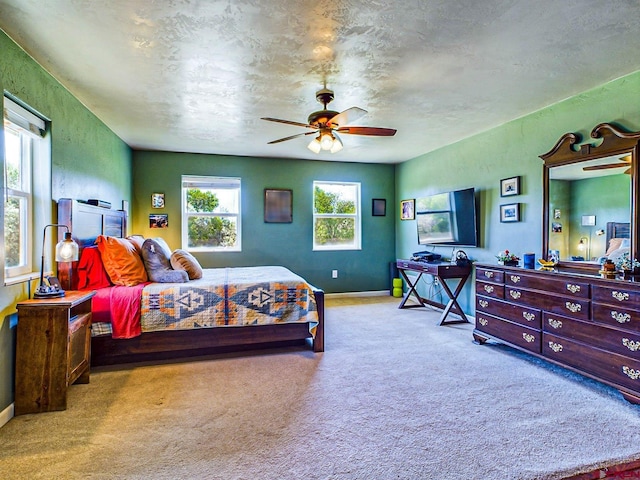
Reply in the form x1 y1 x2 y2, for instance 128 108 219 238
396 259 472 325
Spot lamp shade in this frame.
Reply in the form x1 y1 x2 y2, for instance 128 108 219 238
55 232 79 262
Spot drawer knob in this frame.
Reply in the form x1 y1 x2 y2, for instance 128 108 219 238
522 333 535 343
523 312 535 322
622 338 640 352
509 290 521 300
484 271 494 278
566 284 581 294
565 302 581 313
479 299 489 308
547 318 562 329
548 341 563 353
510 275 521 283
612 291 630 302
622 366 640 380
478 317 488 326
483 284 494 294
611 311 631 323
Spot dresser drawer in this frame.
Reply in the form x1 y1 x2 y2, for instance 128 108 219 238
543 333 640 396
505 273 589 298
592 303 640 333
505 287 590 320
476 312 541 353
543 314 640 359
476 281 504 299
476 267 504 284
592 285 640 306
476 296 541 328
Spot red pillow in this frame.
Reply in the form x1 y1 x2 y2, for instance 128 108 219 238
76 246 112 290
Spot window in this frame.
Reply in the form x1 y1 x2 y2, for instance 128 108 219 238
313 181 361 250
181 175 241 252
3 96 47 279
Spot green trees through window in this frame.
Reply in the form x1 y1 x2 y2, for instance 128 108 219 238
313 182 361 250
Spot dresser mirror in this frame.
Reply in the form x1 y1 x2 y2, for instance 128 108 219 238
540 123 640 272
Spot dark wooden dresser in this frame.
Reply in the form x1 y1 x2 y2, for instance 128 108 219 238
474 263 640 404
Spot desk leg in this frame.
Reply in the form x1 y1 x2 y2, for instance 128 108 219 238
397 270 426 308
437 274 470 325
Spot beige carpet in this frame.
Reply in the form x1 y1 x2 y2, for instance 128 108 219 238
2 295 640 479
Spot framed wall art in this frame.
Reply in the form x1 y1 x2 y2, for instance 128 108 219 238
151 193 165 209
500 203 520 223
400 199 415 220
264 188 293 223
149 214 168 228
372 198 386 216
500 176 520 197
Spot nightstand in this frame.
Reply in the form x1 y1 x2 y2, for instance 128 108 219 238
14 290 95 415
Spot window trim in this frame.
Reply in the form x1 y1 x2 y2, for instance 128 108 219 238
312 180 362 251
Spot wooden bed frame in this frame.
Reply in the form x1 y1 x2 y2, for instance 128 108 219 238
56 198 324 366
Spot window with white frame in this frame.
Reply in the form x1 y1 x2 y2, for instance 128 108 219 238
181 175 241 251
313 181 361 250
3 96 47 279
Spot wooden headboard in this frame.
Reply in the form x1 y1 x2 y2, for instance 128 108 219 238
57 198 127 290
605 221 630 251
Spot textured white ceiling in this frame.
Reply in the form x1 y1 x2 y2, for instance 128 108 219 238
1 0 639 164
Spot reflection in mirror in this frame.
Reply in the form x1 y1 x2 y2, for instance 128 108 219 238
548 154 631 263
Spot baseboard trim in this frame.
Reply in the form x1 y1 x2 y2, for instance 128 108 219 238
0 403 14 429
326 290 390 298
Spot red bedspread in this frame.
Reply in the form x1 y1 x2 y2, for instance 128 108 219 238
84 284 148 339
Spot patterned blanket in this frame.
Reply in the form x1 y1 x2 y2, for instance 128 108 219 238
140 266 319 336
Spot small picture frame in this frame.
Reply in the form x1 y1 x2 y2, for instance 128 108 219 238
151 193 165 209
149 214 168 228
400 199 415 220
500 203 520 223
581 215 596 226
552 222 562 233
554 208 561 219
264 188 293 223
500 176 520 197
372 198 386 216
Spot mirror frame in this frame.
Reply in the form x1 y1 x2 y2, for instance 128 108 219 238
540 123 640 272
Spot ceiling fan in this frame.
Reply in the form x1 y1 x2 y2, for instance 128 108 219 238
583 154 632 174
261 88 396 153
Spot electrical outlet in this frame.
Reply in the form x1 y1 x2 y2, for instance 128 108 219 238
332 270 338 278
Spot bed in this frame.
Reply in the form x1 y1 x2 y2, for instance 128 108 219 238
56 198 324 366
598 221 631 264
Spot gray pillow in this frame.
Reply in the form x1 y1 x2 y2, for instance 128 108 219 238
141 238 189 283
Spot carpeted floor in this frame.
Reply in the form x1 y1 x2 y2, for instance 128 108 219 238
1 295 640 479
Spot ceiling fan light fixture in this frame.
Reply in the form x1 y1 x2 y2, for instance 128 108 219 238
307 137 322 153
320 131 334 151
330 133 343 153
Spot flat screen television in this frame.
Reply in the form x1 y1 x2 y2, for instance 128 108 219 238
416 187 479 247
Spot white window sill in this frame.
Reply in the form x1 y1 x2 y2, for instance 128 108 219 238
4 271 50 286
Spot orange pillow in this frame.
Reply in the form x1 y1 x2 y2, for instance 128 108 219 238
96 235 148 286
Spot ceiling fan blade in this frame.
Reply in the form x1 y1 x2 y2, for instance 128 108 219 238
336 126 397 136
583 163 630 171
267 131 317 144
261 117 314 129
327 107 367 128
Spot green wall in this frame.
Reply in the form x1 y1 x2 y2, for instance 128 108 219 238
396 69 640 315
131 151 396 293
0 30 132 414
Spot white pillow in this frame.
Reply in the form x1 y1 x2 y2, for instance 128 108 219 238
621 238 631 248
608 247 629 264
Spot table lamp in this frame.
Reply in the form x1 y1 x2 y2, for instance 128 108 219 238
34 224 79 299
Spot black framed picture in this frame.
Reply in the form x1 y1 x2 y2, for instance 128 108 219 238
149 213 168 228
500 203 520 222
264 188 293 223
372 198 386 216
500 176 520 197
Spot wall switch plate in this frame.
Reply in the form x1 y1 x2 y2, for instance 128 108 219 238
332 270 338 278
